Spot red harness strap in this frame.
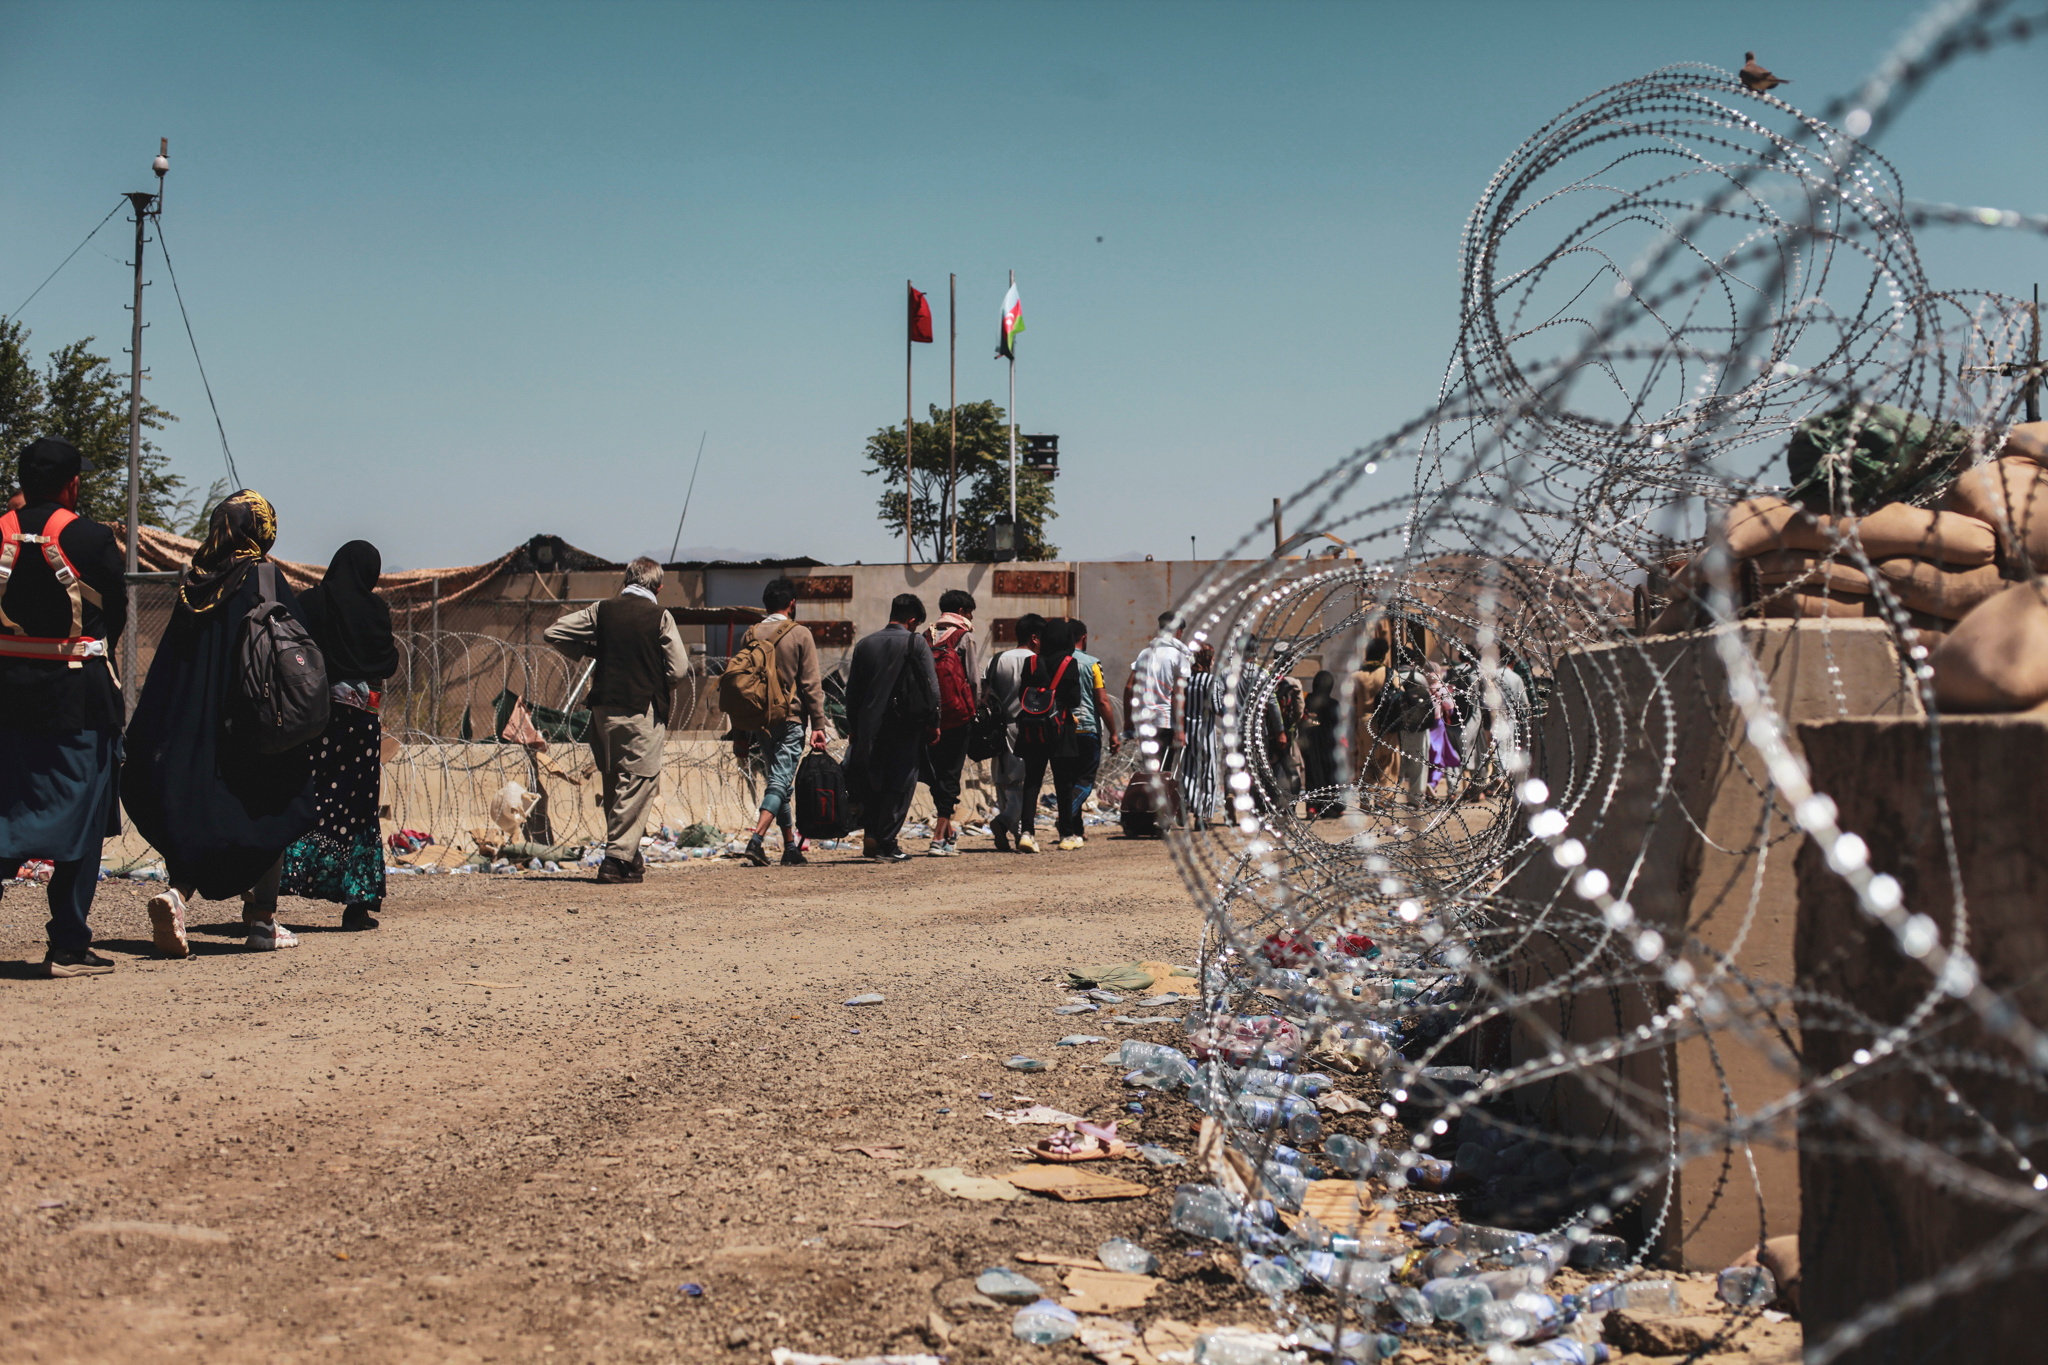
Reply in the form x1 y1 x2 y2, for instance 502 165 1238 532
0 508 104 667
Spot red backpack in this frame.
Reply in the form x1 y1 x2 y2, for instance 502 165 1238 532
929 624 976 731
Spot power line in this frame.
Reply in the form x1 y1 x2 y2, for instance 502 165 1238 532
668 430 709 563
152 214 240 487
6 199 126 321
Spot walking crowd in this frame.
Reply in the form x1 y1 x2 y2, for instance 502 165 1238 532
1 434 1533 977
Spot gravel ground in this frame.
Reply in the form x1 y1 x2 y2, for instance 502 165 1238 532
0 834 1802 1365
0 835 1285 1364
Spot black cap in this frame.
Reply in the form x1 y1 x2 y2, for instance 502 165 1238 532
14 437 94 495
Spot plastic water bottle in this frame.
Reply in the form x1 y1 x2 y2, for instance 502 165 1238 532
1302 1252 1392 1299
1119 1040 1196 1090
1012 1299 1079 1344
1233 1093 1322 1142
975 1267 1045 1302
1171 1185 1241 1241
1423 1276 1492 1321
1585 1279 1681 1313
1491 1344 1612 1364
1322 1133 1378 1176
1192 1332 1295 1365
1460 1299 1535 1344
1097 1238 1160 1275
1242 1254 1304 1296
1459 1224 1537 1257
1718 1264 1776 1307
1570 1233 1630 1271
1387 1284 1433 1324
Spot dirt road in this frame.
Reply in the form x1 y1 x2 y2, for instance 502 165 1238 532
0 837 1274 1364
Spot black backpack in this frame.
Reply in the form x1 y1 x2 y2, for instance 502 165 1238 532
1014 655 1077 758
966 656 1010 762
228 563 330 754
1394 669 1438 734
794 749 855 838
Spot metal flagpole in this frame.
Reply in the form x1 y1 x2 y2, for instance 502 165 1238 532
948 272 957 562
1007 268 1017 528
905 280 914 566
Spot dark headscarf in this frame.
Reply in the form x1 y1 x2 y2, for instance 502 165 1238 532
179 490 277 614
301 540 397 682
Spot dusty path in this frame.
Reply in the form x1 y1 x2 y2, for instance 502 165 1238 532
0 837 1257 1365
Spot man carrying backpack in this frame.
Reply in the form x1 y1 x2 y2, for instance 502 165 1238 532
984 612 1044 852
843 594 940 862
0 439 128 976
544 557 689 884
1390 647 1440 807
918 588 981 857
728 577 828 867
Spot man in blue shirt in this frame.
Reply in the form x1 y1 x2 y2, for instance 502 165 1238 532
1057 619 1121 849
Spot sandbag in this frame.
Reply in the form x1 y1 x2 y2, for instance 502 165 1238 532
1722 496 1809 559
1717 496 1994 566
1998 420 2048 464
1931 581 2048 711
1943 455 2048 568
1748 550 1872 594
1758 587 1868 619
1870 557 2008 621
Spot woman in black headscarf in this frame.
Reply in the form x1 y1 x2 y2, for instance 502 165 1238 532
281 541 397 929
1300 669 1344 820
123 491 318 954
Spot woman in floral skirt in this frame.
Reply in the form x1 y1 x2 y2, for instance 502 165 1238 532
281 540 397 930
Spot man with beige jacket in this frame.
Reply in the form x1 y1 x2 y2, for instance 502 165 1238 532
733 577 829 866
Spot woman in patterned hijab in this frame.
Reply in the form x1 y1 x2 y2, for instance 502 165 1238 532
179 490 277 614
123 487 316 956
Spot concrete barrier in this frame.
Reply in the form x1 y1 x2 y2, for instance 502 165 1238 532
1795 714 2048 1363
1499 619 1918 1268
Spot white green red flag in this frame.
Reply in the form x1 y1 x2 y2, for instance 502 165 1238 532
997 283 1023 360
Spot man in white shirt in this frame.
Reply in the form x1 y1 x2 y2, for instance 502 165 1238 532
986 612 1044 853
1124 611 1192 768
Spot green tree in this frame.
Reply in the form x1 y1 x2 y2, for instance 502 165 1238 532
39 338 182 525
864 399 1057 562
0 318 46 466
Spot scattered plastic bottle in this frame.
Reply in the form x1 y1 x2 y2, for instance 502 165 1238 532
1259 1161 1310 1211
1422 1276 1493 1321
1232 1093 1322 1142
1458 1224 1536 1257
1192 1330 1297 1364
1387 1284 1433 1325
1137 1144 1186 1166
1322 1133 1380 1176
1460 1300 1535 1345
1491 1343 1611 1364
1243 1254 1304 1296
1171 1185 1241 1241
1717 1264 1777 1308
1585 1279 1682 1314
1004 1055 1050 1072
1569 1233 1630 1271
1301 1252 1392 1299
1298 1323 1401 1361
1096 1238 1160 1275
1417 1218 1460 1246
1119 1040 1197 1090
1012 1298 1079 1344
975 1267 1044 1302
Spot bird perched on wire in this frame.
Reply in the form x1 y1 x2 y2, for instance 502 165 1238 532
1739 52 1789 92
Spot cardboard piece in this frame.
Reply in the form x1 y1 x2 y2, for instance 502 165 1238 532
918 1167 1023 1202
834 1144 907 1159
1292 1178 1389 1236
1060 1268 1160 1313
1001 1165 1150 1201
1017 1251 1108 1271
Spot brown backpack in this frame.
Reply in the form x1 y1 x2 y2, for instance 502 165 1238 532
719 619 801 731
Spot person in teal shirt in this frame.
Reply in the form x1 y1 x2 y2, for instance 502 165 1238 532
1059 620 1121 849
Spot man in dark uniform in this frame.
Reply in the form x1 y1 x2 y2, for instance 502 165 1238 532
543 557 688 884
843 593 940 863
0 438 128 976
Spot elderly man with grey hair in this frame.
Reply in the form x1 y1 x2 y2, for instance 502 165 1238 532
544 556 688 883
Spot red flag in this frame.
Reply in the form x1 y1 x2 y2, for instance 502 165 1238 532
908 284 933 343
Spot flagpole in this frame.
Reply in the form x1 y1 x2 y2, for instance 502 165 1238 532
905 278 914 566
1007 268 1017 531
948 271 957 563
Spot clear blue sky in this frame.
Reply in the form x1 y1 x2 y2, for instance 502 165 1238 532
3 1 2043 569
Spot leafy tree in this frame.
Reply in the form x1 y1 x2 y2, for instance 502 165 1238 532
0 318 46 465
164 476 232 540
864 399 1057 562
39 338 181 525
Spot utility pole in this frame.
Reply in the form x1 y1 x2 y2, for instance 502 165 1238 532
2031 283 2041 424
123 139 166 711
905 279 914 567
1273 497 1283 555
948 272 957 562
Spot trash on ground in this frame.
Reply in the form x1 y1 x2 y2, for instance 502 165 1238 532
832 1143 907 1159
1065 963 1156 992
1012 1298 1081 1345
1137 1144 1186 1166
1034 1123 1128 1163
1055 1003 1101 1015
1001 1165 1151 1201
1111 1015 1180 1026
463 980 521 990
1060 1268 1160 1314
1096 1239 1161 1275
1316 1090 1372 1114
1017 1250 1107 1271
918 1167 1024 1202
1057 1034 1110 1046
976 1267 1047 1302
1083 988 1125 1004
986 1105 1087 1126
844 993 885 1006
770 1352 944 1365
1004 1055 1051 1072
